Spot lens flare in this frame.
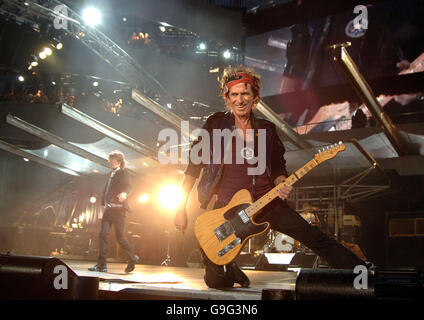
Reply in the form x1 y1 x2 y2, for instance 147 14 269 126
157 184 183 211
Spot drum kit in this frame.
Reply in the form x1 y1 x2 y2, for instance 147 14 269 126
250 206 321 254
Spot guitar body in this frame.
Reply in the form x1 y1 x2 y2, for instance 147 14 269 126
193 142 345 265
194 189 270 265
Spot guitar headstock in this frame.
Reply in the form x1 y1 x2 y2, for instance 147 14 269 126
314 141 346 164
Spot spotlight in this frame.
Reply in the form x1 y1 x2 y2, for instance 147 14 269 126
157 184 183 211
222 50 231 59
30 54 38 66
18 75 24 82
159 26 166 32
92 81 99 87
198 42 207 50
82 7 102 26
89 196 97 204
51 38 63 50
39 51 47 59
43 47 52 56
138 193 149 203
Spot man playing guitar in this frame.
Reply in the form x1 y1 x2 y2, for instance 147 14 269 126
174 66 366 288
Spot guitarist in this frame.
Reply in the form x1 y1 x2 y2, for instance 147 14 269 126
89 150 139 273
174 66 366 288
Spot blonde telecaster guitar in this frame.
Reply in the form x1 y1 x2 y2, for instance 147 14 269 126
194 142 346 265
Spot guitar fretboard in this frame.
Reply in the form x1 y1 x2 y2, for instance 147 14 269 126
245 158 319 217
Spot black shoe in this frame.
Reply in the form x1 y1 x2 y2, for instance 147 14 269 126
125 255 139 273
88 264 107 272
228 262 250 288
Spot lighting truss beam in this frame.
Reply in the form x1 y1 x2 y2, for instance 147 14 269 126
131 88 196 140
60 103 158 160
0 0 174 115
6 113 111 168
0 0 170 96
0 138 80 176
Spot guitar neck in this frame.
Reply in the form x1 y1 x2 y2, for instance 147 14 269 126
245 158 319 218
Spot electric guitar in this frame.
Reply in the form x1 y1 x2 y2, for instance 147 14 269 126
194 142 346 265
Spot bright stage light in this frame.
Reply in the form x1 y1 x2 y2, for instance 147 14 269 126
198 42 206 50
157 184 183 211
56 42 63 50
138 193 149 203
39 51 47 59
222 50 231 59
82 7 101 26
89 196 97 204
43 47 52 56
18 75 24 82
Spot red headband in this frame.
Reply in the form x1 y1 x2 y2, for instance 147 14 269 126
226 72 255 91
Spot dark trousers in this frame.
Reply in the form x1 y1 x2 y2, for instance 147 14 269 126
201 198 365 288
98 209 136 265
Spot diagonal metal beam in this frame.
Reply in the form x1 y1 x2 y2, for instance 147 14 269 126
60 103 158 161
6 113 111 169
256 100 313 149
0 138 80 176
131 88 196 140
329 42 410 156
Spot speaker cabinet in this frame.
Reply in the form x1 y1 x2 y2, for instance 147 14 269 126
385 212 424 267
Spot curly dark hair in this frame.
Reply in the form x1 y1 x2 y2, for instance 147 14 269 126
108 150 126 169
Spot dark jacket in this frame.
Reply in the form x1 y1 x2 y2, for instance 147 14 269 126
101 168 132 213
185 111 288 209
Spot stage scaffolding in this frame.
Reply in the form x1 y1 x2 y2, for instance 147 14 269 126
286 138 392 240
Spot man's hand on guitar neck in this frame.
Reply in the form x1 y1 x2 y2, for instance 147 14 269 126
274 175 293 201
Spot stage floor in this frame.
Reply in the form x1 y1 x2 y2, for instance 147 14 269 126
64 260 298 300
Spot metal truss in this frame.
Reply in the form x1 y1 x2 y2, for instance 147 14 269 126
0 0 196 127
0 0 169 96
287 139 393 239
288 182 391 240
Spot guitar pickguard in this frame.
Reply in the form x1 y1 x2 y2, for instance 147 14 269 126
214 221 235 242
222 203 268 245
